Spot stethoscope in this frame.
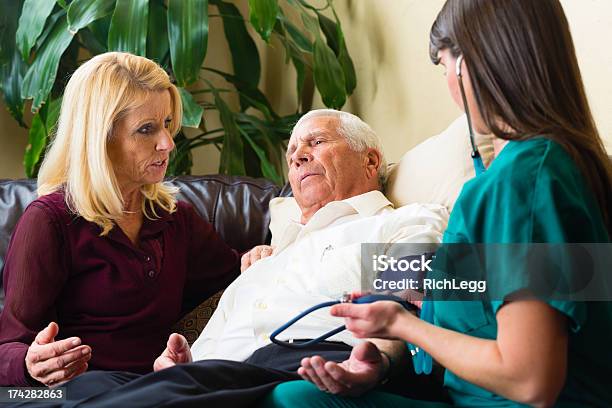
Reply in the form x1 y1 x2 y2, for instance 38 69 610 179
270 293 433 374
270 293 418 349
270 55 485 377
456 54 486 177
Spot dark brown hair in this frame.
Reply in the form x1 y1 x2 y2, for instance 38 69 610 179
430 0 612 235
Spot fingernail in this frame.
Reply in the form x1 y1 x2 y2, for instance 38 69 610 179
82 348 89 355
71 338 81 346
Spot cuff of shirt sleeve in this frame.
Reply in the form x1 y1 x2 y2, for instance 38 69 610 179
1 343 36 387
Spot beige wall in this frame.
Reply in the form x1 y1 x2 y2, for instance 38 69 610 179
562 0 612 151
324 0 612 163
0 106 29 179
331 0 461 158
1 0 611 178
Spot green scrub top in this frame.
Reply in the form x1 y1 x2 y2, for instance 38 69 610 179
437 137 612 407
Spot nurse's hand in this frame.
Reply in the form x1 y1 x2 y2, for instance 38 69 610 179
331 300 415 340
298 341 389 396
240 245 275 272
154 333 192 371
25 322 91 386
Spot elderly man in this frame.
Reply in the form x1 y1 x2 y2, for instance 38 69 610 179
39 110 448 407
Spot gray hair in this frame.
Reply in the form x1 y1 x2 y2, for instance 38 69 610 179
292 109 388 187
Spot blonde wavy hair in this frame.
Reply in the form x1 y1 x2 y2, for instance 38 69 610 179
37 52 183 235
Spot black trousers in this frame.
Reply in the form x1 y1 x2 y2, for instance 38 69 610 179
16 343 447 408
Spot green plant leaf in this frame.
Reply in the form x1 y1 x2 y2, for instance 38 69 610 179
248 0 278 43
317 13 338 54
87 14 111 47
53 33 79 95
312 36 345 109
291 53 305 105
272 112 303 138
317 12 355 95
108 0 149 56
67 0 116 33
209 86 246 175
0 50 27 127
295 0 329 12
178 87 203 128
0 0 26 126
167 0 208 86
23 97 60 177
337 41 356 95
168 131 193 176
16 0 57 61
34 9 66 50
24 112 47 178
203 67 277 120
214 0 261 111
300 11 320 36
236 112 285 184
283 18 312 53
22 0 115 112
274 29 307 106
146 0 168 64
44 96 62 131
238 127 282 184
79 27 107 55
20 17 73 112
0 0 22 64
274 20 308 106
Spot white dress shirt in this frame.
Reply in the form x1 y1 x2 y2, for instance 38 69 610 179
190 191 448 362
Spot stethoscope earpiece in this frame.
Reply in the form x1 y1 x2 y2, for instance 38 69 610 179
456 54 464 78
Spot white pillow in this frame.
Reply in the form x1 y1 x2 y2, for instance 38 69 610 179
385 115 494 211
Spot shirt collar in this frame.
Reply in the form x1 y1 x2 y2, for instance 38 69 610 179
139 204 174 238
341 190 394 216
300 190 394 229
104 202 174 246
275 190 394 251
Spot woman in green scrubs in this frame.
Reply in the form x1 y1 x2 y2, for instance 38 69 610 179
261 0 612 406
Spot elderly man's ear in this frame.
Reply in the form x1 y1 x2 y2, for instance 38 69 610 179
364 148 382 182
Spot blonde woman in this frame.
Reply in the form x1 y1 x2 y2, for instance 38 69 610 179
0 52 239 387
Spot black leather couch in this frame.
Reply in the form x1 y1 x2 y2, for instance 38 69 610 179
0 175 292 313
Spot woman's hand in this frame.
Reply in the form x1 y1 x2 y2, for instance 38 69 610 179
25 322 91 386
240 245 275 272
154 333 192 371
331 300 416 340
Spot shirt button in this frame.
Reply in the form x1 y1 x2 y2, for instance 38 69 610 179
255 300 268 310
145 256 151 262
148 270 155 278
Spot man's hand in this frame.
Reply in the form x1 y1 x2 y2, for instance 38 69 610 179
297 341 389 396
153 333 192 371
240 245 275 272
25 322 91 386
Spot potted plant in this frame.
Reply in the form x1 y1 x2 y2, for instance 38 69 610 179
0 0 356 183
